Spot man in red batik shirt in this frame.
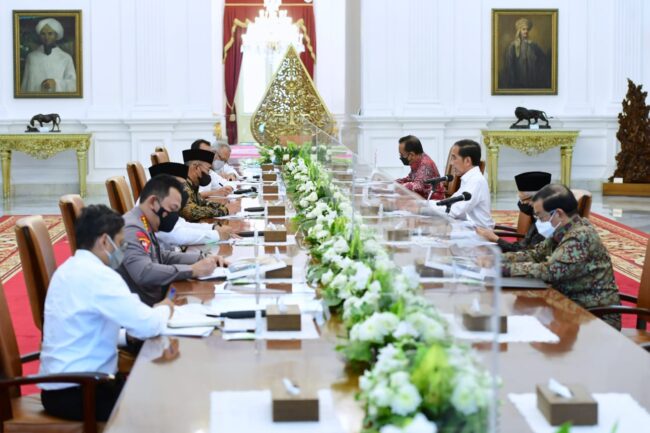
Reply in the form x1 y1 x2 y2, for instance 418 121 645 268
395 135 445 199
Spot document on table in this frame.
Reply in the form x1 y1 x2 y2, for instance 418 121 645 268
197 256 287 280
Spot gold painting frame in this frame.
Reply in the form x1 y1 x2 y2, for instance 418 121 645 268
13 10 83 98
492 9 558 95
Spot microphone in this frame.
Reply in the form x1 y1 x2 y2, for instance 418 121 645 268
436 191 472 207
425 174 453 185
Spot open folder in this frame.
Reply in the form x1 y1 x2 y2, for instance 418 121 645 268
167 304 221 328
198 256 287 281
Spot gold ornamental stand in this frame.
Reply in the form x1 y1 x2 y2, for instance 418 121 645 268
0 133 91 198
481 129 579 194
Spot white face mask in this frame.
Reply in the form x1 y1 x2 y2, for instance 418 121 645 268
535 210 558 238
212 160 225 171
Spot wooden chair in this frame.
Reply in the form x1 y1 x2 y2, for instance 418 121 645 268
572 189 592 219
494 212 534 239
0 281 110 433
589 239 650 344
126 162 147 201
105 176 134 215
59 195 85 254
150 151 169 166
14 216 57 332
154 146 170 161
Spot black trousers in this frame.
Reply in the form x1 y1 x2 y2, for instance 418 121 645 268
41 375 126 422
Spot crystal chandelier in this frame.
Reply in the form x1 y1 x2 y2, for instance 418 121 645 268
241 0 305 56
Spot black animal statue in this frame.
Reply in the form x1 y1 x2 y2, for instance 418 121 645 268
510 107 551 129
29 113 61 132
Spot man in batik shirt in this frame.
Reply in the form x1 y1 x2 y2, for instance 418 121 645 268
501 184 621 329
180 149 238 222
395 135 445 199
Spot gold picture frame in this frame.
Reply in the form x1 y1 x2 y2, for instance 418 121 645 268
13 10 83 98
492 9 558 95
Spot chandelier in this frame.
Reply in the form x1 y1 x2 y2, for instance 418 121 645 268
241 0 305 56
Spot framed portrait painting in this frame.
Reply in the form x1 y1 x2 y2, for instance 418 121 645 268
13 10 82 98
492 9 558 95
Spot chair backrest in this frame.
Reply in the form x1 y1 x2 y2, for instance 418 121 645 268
150 151 170 166
59 194 85 254
572 189 592 219
105 176 134 215
515 211 534 235
126 161 147 201
637 240 650 310
154 146 170 161
0 281 22 397
14 216 57 332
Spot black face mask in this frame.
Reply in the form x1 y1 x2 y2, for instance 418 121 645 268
199 171 212 187
155 202 179 232
400 156 410 166
517 201 534 217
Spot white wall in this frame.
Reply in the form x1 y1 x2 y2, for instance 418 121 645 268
0 0 221 194
0 0 348 195
355 0 650 191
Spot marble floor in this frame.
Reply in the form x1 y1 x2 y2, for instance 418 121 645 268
1 191 649 234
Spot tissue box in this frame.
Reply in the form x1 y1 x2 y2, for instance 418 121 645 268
415 260 443 277
271 381 319 422
334 173 353 181
361 205 380 216
264 184 279 194
261 164 274 171
387 229 410 241
536 384 598 426
266 264 292 279
267 205 285 216
262 172 277 181
461 305 508 333
266 304 301 331
265 229 287 242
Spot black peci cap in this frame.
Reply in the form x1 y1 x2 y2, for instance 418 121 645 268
149 162 189 179
514 171 552 192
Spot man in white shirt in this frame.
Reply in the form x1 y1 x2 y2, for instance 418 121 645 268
148 162 234 247
39 205 174 421
434 139 494 228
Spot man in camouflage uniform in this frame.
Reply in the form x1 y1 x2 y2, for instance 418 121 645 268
477 171 550 252
501 184 621 329
119 174 226 306
180 148 238 222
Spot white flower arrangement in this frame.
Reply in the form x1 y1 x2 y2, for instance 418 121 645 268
274 151 495 433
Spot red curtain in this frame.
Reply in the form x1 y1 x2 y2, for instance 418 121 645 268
223 0 316 144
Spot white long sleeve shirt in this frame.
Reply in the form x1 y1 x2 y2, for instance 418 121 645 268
156 216 220 247
433 166 494 229
199 170 235 194
39 249 170 390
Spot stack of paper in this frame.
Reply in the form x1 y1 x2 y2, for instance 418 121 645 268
198 256 287 280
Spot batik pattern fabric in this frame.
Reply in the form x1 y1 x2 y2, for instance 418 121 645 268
180 180 228 222
396 153 445 199
502 215 621 329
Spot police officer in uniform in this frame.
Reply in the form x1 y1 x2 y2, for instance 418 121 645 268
118 174 227 306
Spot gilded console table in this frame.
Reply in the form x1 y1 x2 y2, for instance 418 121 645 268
0 133 91 199
481 129 579 194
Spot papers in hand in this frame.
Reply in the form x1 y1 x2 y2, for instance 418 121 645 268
198 256 287 280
